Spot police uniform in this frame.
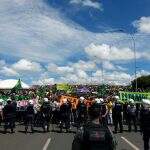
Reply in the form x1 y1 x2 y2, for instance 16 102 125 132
3 100 16 133
140 99 150 150
77 99 88 128
24 100 35 133
112 102 123 133
126 103 137 132
59 99 71 132
40 99 52 132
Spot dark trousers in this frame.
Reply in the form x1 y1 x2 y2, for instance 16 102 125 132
102 116 107 126
127 115 137 132
113 116 123 132
25 115 34 132
71 109 77 123
143 132 150 150
42 115 50 132
60 114 70 131
77 113 87 128
4 115 15 132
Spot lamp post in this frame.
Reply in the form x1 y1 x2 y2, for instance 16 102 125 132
108 29 137 91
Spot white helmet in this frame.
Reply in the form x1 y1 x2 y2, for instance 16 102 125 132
29 100 34 105
7 98 12 102
115 96 119 100
95 98 100 104
99 98 104 103
0 99 3 103
129 99 134 104
80 97 85 100
79 97 85 103
142 99 150 108
44 98 49 102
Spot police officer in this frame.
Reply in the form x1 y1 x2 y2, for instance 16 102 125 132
112 96 123 133
140 99 150 150
40 98 52 132
77 97 88 128
0 99 4 126
24 100 35 133
3 99 16 133
59 99 71 132
99 98 108 126
126 99 137 132
72 103 116 150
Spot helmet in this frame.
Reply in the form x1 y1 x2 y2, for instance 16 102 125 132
142 99 150 108
95 98 101 104
7 98 12 104
0 99 3 103
99 98 104 103
29 100 34 105
129 99 134 104
44 98 49 102
79 97 85 103
115 96 119 100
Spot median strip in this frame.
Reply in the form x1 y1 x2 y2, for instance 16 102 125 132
121 136 140 150
43 138 51 150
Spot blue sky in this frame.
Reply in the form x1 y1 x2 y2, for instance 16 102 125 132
0 0 150 85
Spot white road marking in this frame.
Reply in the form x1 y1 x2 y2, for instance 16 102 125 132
42 138 51 150
121 136 140 150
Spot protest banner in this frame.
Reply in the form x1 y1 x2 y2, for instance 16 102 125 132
119 91 150 102
57 84 74 93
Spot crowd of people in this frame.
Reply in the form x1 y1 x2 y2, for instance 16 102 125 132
0 86 149 150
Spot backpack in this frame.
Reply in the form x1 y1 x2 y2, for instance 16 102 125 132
82 123 115 150
42 104 52 117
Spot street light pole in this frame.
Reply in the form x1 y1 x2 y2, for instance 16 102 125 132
108 29 137 91
130 34 138 91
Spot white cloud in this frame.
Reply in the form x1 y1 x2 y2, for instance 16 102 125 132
0 60 6 68
47 63 74 74
133 17 150 33
103 61 116 70
12 59 42 72
104 71 132 85
85 43 150 61
137 70 150 77
0 0 149 66
0 67 19 77
32 78 55 85
76 69 88 78
72 60 96 71
70 0 102 10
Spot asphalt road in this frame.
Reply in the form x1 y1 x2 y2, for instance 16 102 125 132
0 124 145 150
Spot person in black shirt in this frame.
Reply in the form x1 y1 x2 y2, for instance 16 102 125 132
77 97 88 128
140 99 150 150
40 98 52 132
112 96 123 133
72 103 116 150
3 99 16 133
59 99 71 133
24 100 35 133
